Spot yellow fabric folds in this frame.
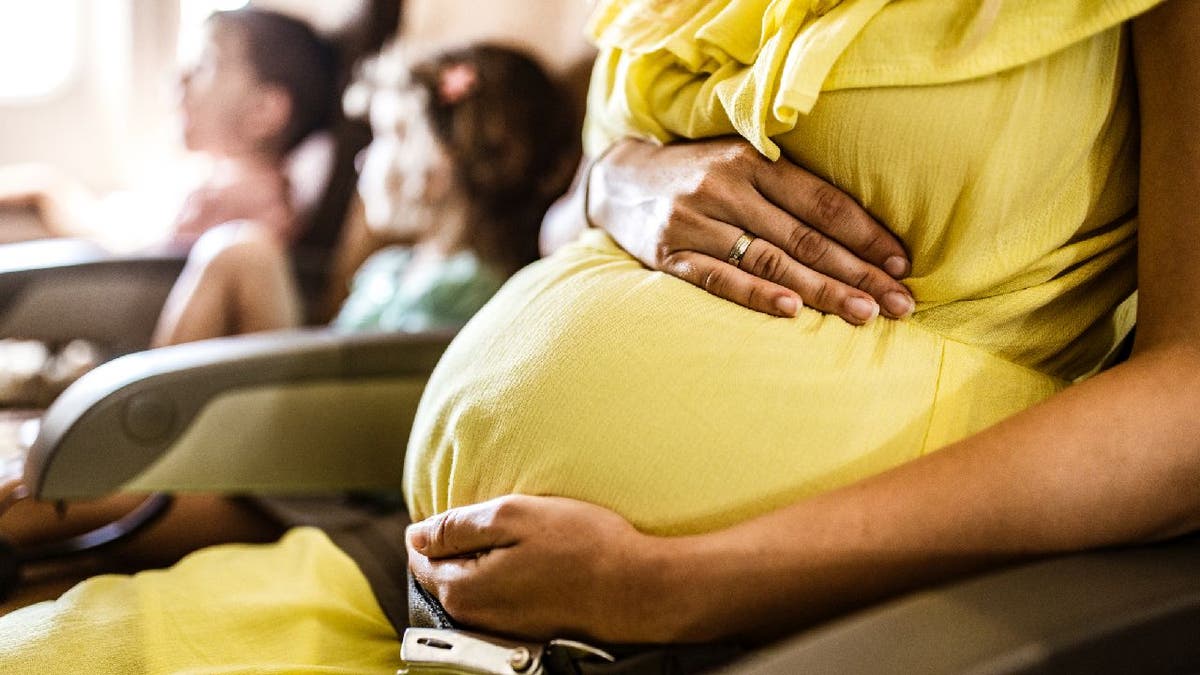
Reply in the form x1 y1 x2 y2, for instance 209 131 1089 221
584 0 1161 159
580 0 1161 382
0 528 401 674
585 0 893 159
827 0 1170 90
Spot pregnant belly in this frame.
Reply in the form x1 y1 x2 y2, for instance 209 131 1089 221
403 232 1061 535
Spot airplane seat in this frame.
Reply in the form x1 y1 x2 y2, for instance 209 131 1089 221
0 126 348 363
25 328 453 501
0 155 330 381
714 531 1200 675
0 326 453 607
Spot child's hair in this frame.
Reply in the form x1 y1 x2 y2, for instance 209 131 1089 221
351 43 579 275
209 8 341 153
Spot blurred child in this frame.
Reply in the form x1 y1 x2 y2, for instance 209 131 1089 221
0 7 339 252
154 41 576 344
0 6 340 406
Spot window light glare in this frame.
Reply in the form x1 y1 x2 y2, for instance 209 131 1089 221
0 3 79 101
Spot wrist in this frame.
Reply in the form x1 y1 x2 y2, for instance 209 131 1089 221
629 530 737 643
642 520 818 644
583 137 639 231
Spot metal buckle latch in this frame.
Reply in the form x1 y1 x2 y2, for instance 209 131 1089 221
399 628 547 675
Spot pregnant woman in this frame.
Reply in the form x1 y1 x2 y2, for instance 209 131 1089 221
1 0 1197 671
405 0 1199 643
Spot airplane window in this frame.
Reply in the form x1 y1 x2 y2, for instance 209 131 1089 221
0 2 80 102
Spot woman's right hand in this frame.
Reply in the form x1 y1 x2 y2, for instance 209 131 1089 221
587 138 914 324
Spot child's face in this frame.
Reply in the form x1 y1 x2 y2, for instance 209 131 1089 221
177 21 274 156
357 86 453 237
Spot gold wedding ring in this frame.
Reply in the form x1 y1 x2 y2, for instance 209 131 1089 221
726 232 756 268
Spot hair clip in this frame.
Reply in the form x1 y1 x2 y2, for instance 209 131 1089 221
438 62 478 105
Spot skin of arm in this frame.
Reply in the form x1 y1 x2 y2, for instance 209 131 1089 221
408 1 1200 644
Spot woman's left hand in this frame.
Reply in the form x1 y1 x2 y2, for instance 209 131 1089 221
407 495 681 643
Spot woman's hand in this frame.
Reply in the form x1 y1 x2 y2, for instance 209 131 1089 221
588 138 914 324
407 495 685 643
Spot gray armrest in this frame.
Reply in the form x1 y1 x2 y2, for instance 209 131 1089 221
25 328 453 499
0 239 185 354
724 533 1200 674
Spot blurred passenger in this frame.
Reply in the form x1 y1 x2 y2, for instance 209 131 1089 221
0 7 339 403
153 41 576 345
0 41 577 601
0 7 338 252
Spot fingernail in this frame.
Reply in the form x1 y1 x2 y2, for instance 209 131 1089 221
882 291 915 319
845 297 879 324
775 295 799 317
884 256 909 278
407 524 429 551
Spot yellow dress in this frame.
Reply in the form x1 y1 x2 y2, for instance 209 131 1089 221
0 1 1160 670
0 528 403 673
404 0 1151 535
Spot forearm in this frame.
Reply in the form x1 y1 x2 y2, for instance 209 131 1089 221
663 344 1200 642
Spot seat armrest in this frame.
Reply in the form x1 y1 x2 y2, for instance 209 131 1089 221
0 239 185 354
25 328 454 499
724 533 1200 674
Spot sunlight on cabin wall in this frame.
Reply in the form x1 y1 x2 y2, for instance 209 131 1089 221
401 0 595 74
0 1 161 193
0 3 80 102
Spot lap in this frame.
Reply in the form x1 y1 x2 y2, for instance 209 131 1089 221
0 527 401 673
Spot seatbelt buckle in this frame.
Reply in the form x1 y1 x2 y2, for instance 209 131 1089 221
399 628 616 675
399 627 546 675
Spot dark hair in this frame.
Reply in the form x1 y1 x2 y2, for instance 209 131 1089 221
407 44 579 274
210 8 340 153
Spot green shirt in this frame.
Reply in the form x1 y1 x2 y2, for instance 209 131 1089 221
333 246 505 332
